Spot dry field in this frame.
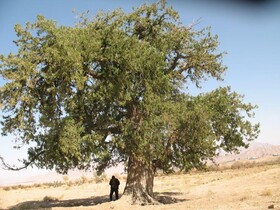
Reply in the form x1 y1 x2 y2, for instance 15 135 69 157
0 163 280 210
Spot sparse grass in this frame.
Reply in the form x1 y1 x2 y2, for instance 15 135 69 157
45 181 64 188
1 163 279 210
206 158 280 172
0 174 109 191
231 161 259 169
2 185 33 191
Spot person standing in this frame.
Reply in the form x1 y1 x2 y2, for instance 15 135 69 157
109 176 120 201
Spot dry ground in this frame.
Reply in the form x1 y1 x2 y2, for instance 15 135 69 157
0 163 280 210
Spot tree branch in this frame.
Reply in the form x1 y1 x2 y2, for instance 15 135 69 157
83 63 103 79
0 150 45 171
168 51 181 72
87 68 102 79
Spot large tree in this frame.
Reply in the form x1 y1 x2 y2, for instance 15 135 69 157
0 1 259 204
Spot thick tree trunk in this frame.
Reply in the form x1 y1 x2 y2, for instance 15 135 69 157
122 156 159 205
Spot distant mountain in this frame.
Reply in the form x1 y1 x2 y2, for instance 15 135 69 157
214 142 280 164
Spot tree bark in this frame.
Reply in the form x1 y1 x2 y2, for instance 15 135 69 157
122 156 159 205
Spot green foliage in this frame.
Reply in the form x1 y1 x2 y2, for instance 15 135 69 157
0 0 259 174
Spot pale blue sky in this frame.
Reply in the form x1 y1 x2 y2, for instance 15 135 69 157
0 0 280 185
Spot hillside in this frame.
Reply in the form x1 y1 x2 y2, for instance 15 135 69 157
0 163 279 210
214 142 280 165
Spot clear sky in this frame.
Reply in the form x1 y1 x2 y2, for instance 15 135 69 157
0 0 279 185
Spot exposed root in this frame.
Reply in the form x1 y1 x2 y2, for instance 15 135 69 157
121 193 160 206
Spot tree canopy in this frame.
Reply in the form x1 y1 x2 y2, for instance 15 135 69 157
0 0 259 204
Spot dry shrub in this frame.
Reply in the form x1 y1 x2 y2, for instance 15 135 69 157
43 195 59 202
62 175 69 183
260 189 272 196
67 180 74 187
33 183 43 188
80 175 89 184
45 181 63 188
3 186 11 191
93 172 107 183
12 185 24 190
239 196 249 201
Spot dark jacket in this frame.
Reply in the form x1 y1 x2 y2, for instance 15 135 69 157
109 177 120 190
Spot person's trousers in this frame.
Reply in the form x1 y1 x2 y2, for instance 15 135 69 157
110 188 119 201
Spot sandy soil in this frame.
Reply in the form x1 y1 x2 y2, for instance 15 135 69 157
0 164 279 210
